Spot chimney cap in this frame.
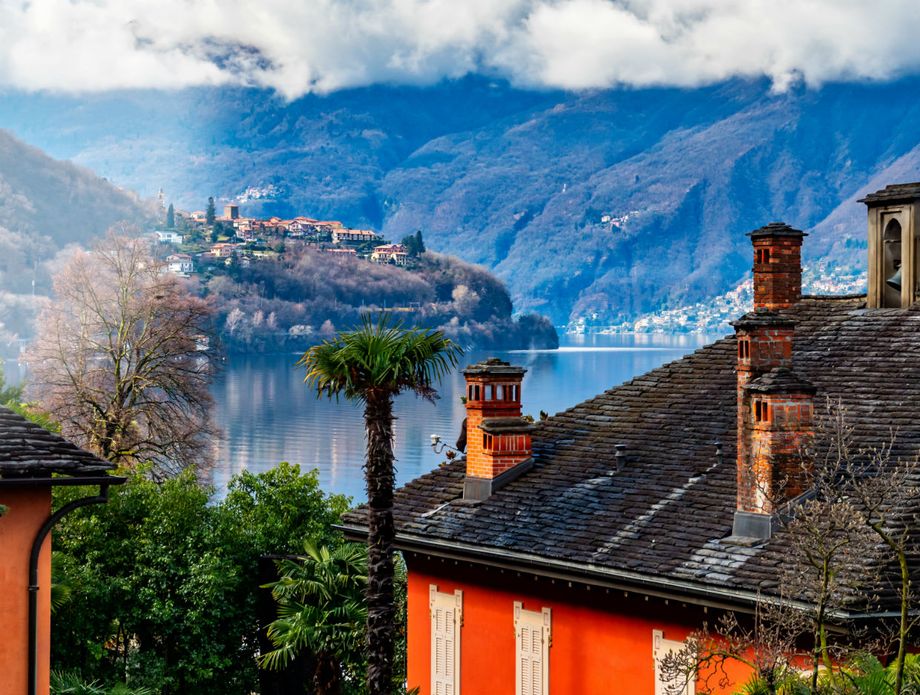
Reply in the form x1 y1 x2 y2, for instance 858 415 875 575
859 182 920 206
479 417 536 434
463 357 526 377
746 221 807 239
731 309 796 330
744 367 817 395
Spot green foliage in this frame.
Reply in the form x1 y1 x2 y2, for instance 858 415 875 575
738 653 920 694
0 364 60 432
300 314 462 403
52 463 348 694
205 197 216 226
0 362 22 404
261 541 367 689
165 203 175 229
51 670 154 695
223 462 350 555
400 230 425 257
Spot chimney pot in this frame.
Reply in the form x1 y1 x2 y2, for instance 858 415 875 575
614 443 627 471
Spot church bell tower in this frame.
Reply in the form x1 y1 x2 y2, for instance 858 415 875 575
860 183 920 308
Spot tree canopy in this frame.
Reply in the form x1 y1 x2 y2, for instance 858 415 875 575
24 232 216 475
51 463 350 694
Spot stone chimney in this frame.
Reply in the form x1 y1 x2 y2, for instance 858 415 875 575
462 358 534 502
731 222 814 540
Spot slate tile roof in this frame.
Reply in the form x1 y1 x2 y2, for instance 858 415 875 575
0 406 114 478
342 296 920 611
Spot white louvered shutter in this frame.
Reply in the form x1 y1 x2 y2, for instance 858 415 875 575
430 585 462 695
653 629 695 695
515 602 551 695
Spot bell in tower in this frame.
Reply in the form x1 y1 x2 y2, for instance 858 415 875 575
860 183 920 308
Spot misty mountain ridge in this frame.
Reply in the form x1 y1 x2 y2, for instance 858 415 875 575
0 77 916 326
0 129 152 346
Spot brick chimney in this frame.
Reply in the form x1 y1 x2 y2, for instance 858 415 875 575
749 222 806 310
462 358 534 502
743 369 816 511
731 222 814 540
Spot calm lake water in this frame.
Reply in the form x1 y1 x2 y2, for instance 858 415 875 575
208 333 720 502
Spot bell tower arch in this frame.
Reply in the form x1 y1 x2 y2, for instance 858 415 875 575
861 183 920 308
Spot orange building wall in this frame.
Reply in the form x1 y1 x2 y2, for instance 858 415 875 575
0 487 52 695
406 556 753 695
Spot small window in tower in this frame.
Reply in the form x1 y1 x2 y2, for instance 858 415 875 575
754 400 770 422
496 385 504 400
738 338 750 359
474 384 481 401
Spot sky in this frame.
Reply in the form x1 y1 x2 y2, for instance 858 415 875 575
1 0 919 98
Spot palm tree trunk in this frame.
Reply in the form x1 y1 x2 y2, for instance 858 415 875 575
364 390 397 695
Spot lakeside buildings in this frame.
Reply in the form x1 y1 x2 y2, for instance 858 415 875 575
155 207 414 276
342 182 920 694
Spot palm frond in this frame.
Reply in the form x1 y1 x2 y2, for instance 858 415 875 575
297 314 462 403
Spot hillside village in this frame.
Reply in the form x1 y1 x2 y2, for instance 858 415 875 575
145 199 558 354
155 201 418 279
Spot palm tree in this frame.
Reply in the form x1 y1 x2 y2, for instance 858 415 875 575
298 316 461 694
261 542 368 695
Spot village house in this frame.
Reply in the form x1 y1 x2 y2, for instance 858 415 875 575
370 243 410 266
0 407 124 695
154 230 183 245
208 242 240 258
165 253 193 276
331 228 380 245
283 216 338 237
323 247 358 257
341 181 920 695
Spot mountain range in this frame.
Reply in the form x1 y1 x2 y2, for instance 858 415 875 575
2 77 920 325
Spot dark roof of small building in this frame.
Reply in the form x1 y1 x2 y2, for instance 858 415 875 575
859 182 920 205
342 296 920 613
0 406 115 478
479 417 535 435
746 367 816 395
732 309 796 330
747 221 806 239
463 358 526 377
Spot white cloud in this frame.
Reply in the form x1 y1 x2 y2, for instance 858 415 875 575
0 0 919 97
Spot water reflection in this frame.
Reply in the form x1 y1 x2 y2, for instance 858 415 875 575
209 333 720 501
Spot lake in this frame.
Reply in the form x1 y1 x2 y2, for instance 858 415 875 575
208 332 720 502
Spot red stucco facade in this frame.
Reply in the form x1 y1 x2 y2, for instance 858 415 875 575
0 487 52 695
406 554 752 695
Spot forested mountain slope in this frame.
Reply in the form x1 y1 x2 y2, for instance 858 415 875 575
3 77 918 324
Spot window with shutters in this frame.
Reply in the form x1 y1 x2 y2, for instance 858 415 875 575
430 585 462 695
653 629 694 695
514 602 551 695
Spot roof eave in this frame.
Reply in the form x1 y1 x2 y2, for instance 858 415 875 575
335 523 894 621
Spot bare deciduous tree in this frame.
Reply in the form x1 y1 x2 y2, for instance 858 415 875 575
805 400 920 694
662 399 919 695
25 231 216 476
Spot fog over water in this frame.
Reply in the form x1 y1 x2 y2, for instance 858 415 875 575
208 332 719 502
